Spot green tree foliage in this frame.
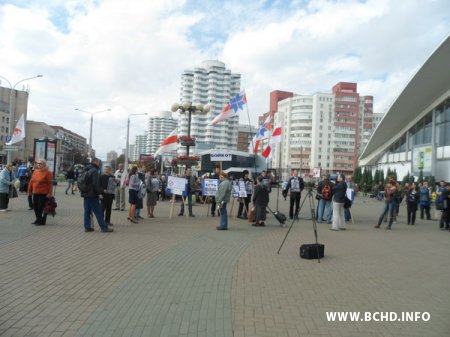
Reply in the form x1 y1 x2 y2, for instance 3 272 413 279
379 169 385 184
373 169 380 186
401 171 411 187
418 169 424 184
353 167 362 186
426 175 436 192
116 154 125 165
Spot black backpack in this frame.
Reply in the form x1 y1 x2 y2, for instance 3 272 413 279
77 168 91 193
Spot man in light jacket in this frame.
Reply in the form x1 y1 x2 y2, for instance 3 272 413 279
0 163 16 212
215 171 233 230
114 163 127 211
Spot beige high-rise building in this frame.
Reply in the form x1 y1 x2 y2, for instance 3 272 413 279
178 60 241 154
0 86 29 163
273 82 378 179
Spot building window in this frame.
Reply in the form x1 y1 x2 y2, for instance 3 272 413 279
436 97 450 146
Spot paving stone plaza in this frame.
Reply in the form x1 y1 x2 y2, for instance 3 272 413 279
1 186 449 337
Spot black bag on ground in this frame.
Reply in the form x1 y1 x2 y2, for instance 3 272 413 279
267 206 287 225
300 243 325 259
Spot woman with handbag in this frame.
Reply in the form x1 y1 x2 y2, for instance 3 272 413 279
0 163 16 212
28 160 53 225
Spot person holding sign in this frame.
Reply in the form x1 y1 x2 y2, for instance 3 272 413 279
178 167 197 217
237 170 252 219
215 171 233 230
210 166 221 216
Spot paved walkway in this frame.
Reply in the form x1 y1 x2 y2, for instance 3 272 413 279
0 184 449 337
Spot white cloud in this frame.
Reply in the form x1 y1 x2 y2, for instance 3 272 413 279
0 0 449 159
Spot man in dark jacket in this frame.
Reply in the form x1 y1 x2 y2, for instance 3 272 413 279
440 182 450 231
99 165 117 227
81 158 113 233
210 166 221 216
286 170 305 220
252 176 269 226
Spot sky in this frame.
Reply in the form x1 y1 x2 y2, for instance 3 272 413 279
0 0 449 160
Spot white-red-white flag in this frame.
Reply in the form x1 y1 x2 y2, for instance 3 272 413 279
261 145 272 159
154 128 178 156
270 127 282 144
248 134 260 155
6 114 25 145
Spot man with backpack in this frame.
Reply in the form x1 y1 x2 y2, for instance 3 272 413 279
317 174 333 224
78 158 113 233
286 169 304 220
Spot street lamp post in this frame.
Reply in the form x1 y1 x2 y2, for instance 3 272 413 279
171 101 210 156
0 74 43 163
125 113 148 170
74 108 111 161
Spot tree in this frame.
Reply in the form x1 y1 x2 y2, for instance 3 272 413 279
418 169 424 184
354 166 362 186
116 154 125 165
392 168 398 181
373 169 380 186
73 148 88 165
367 168 373 190
402 171 411 187
379 169 385 185
428 175 436 192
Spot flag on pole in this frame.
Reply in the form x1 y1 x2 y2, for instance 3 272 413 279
210 91 247 125
6 114 25 145
262 127 282 159
154 128 178 156
255 116 271 140
261 145 272 159
248 135 260 155
270 126 282 144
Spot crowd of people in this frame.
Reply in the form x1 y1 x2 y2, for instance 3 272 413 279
1 160 450 234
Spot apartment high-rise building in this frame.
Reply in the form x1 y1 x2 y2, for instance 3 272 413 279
237 124 258 152
106 151 118 163
128 144 136 162
358 96 375 157
0 86 29 163
332 82 360 172
178 60 241 154
273 82 378 178
257 90 294 153
133 134 148 162
147 111 177 155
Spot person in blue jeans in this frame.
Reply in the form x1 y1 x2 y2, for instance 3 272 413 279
374 178 399 230
419 181 431 220
317 174 333 224
178 167 197 217
215 171 232 230
81 158 113 233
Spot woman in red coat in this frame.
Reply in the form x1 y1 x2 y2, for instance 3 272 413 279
28 159 53 225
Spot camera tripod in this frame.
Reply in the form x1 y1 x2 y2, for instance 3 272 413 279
277 187 322 263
